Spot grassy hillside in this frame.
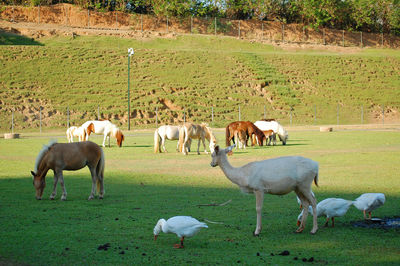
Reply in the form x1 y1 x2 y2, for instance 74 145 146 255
1 33 400 131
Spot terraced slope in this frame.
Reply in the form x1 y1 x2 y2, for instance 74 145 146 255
1 33 399 131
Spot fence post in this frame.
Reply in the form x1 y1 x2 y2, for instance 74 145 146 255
190 16 193 34
382 104 384 124
67 106 70 128
361 105 363 124
381 32 384 46
88 9 90 28
184 107 186 123
97 105 100 119
323 28 325 45
360 31 363 47
39 106 42 133
238 105 241 121
115 11 118 29
290 107 293 126
337 104 339 125
282 23 285 42
211 106 214 122
38 4 40 24
141 14 143 32
166 16 169 33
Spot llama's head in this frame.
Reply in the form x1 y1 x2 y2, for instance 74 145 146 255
210 145 235 167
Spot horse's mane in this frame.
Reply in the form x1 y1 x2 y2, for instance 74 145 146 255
34 140 57 173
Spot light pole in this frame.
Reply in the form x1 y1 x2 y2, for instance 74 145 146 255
128 48 134 130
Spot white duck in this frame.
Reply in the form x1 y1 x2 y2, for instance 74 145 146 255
153 216 208 248
297 198 354 227
353 193 386 219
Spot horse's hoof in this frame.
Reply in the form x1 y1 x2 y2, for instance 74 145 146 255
88 196 94 200
253 232 260 237
61 198 67 201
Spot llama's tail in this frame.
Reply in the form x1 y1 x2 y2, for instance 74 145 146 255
154 128 160 153
96 148 105 194
314 172 319 187
225 125 231 147
178 126 185 153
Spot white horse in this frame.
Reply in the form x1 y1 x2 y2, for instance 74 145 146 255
254 120 288 145
66 126 87 143
154 125 191 153
82 120 125 147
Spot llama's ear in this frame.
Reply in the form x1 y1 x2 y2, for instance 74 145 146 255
31 171 36 177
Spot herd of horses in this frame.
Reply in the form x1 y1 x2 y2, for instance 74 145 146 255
32 119 287 201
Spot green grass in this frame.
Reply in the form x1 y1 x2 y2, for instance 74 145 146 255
1 34 400 131
0 129 399 265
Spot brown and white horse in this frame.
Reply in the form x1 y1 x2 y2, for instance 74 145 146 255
225 121 265 147
82 120 124 147
31 140 105 201
66 123 94 143
178 123 217 155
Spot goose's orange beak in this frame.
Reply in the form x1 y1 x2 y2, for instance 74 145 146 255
154 235 158 241
297 220 301 226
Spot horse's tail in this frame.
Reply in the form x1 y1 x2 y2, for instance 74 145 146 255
154 128 160 153
96 148 105 194
225 125 231 147
178 126 185 153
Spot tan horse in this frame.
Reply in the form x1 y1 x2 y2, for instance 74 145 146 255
178 123 217 155
31 140 105 201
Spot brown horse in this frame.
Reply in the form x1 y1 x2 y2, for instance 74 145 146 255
225 121 265 147
31 140 105 201
252 129 276 146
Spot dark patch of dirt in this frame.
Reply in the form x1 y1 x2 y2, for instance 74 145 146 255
352 217 400 229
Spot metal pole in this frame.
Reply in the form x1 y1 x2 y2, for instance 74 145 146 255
184 107 186 123
382 104 384 124
128 48 134 130
337 104 339 125
38 4 40 24
238 20 240 38
360 31 363 47
97 105 100 119
381 32 384 46
314 105 317 124
264 105 266 119
361 105 363 124
88 9 90 28
214 17 217 35
238 105 241 121
12 110 14 134
39 106 42 133
211 106 214 122
166 16 169 33
342 30 345 47
323 28 325 45
261 22 263 40
290 108 292 126
190 16 193 34
115 11 118 28
141 14 143 32
282 23 284 42
155 106 158 128
67 106 70 128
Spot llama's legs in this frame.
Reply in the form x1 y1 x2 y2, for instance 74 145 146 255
303 190 318 234
254 190 264 236
50 173 59 200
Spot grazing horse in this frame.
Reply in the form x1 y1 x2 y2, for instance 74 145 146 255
154 125 192 153
252 129 276 146
82 120 124 147
31 140 105 201
66 123 94 143
254 120 288 145
234 129 248 149
178 123 217 155
225 121 265 147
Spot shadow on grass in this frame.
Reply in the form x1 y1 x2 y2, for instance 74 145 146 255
0 175 399 265
0 29 44 46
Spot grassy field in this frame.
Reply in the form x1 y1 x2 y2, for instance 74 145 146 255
0 128 399 265
1 33 400 131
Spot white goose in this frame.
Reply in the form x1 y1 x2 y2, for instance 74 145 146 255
353 193 386 219
297 198 354 227
153 216 208 248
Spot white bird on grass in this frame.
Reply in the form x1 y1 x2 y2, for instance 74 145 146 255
153 216 208 248
353 193 386 220
297 198 354 227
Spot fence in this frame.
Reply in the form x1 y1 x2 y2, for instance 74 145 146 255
2 102 399 133
0 3 399 48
